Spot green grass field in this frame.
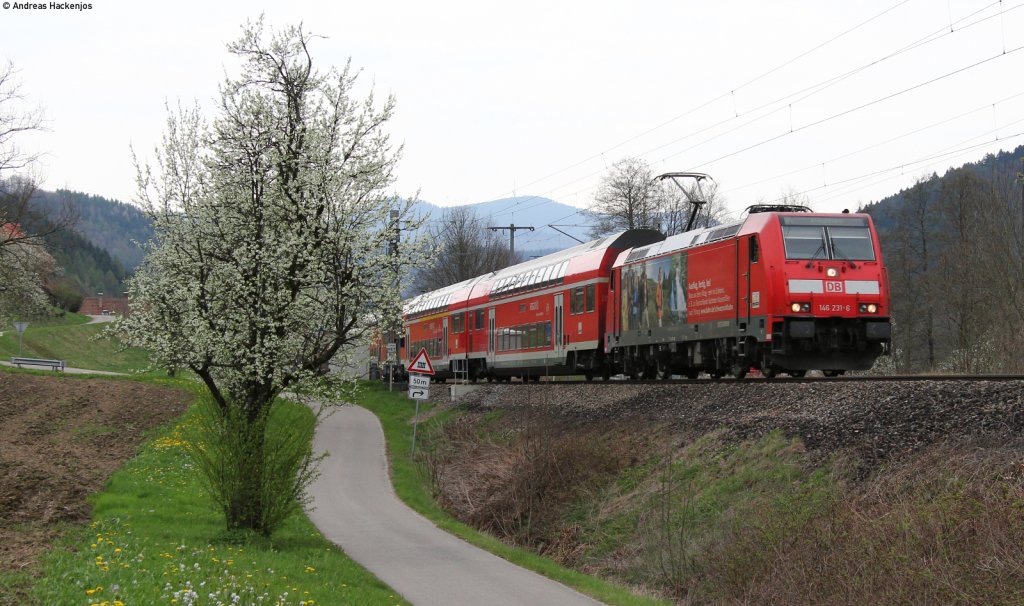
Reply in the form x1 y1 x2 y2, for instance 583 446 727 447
0 318 151 373
29 388 409 606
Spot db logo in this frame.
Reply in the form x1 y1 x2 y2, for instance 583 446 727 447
825 281 844 293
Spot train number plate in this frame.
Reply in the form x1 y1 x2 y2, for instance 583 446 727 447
819 304 851 312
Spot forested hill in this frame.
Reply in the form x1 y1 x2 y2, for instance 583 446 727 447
7 195 129 301
860 144 1024 229
30 189 152 271
859 144 1024 374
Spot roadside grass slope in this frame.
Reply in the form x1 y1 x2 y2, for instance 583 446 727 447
0 317 150 373
355 382 668 606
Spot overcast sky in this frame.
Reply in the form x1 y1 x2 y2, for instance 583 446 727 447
3 0 1024 223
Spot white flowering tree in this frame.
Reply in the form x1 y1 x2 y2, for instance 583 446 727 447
117 21 426 534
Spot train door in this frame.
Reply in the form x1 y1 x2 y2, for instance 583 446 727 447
487 307 496 360
443 317 449 361
736 237 751 332
554 293 564 360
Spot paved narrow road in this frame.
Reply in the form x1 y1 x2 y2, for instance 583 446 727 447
307 404 604 606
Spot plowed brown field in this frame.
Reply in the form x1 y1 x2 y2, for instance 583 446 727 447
0 372 189 574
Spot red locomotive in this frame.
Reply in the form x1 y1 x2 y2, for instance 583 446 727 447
387 201 891 381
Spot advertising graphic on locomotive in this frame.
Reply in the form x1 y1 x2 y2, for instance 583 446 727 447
376 205 892 382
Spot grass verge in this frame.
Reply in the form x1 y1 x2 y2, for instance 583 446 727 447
24 377 408 606
355 381 667 606
0 321 150 374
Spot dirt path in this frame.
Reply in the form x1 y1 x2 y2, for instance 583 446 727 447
307 404 604 606
0 373 189 577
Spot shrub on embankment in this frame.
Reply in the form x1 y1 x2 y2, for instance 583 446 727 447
420 384 1024 604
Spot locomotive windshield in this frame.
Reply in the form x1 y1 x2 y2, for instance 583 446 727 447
780 216 875 261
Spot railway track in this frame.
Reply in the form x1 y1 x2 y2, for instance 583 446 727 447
391 373 1024 388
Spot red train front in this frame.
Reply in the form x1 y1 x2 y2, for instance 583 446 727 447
608 208 891 378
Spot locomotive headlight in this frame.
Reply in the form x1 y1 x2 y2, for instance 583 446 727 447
791 302 810 313
826 267 839 278
791 302 802 313
867 303 878 313
858 303 879 313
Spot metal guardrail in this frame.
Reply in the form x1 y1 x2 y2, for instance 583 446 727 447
10 357 66 371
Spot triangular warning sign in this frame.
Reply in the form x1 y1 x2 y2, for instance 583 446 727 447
408 347 435 375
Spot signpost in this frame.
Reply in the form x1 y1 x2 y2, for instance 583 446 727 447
407 348 434 456
386 342 397 392
12 321 28 357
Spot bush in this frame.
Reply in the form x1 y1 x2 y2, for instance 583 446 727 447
184 395 322 535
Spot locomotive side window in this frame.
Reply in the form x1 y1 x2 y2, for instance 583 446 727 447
750 236 759 263
828 226 875 261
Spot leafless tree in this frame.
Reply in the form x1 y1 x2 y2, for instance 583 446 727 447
414 205 519 293
587 157 662 237
887 175 938 370
933 168 990 372
0 61 74 256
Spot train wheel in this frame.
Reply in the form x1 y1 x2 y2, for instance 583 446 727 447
601 366 611 381
684 368 699 380
822 369 844 377
789 370 806 378
658 363 672 380
709 370 723 380
585 371 594 382
730 363 747 380
761 366 777 379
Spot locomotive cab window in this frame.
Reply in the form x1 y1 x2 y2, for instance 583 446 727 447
828 226 875 261
782 225 826 260
780 216 874 261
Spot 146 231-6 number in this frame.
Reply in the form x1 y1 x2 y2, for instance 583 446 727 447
818 304 851 312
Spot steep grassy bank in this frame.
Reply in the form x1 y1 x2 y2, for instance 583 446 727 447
417 383 1024 604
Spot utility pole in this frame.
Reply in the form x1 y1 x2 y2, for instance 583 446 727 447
388 209 400 391
487 223 534 259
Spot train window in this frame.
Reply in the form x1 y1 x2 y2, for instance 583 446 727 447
528 324 538 348
571 287 584 314
475 309 485 330
544 321 552 347
828 226 875 261
451 313 463 334
585 284 595 312
782 225 826 260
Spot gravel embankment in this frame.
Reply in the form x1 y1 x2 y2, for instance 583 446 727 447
455 379 1024 470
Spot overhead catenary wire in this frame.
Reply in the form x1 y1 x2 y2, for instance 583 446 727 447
485 0 1019 222
483 0 1011 221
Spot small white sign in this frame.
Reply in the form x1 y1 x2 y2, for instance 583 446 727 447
409 374 430 389
408 386 430 400
386 343 397 355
